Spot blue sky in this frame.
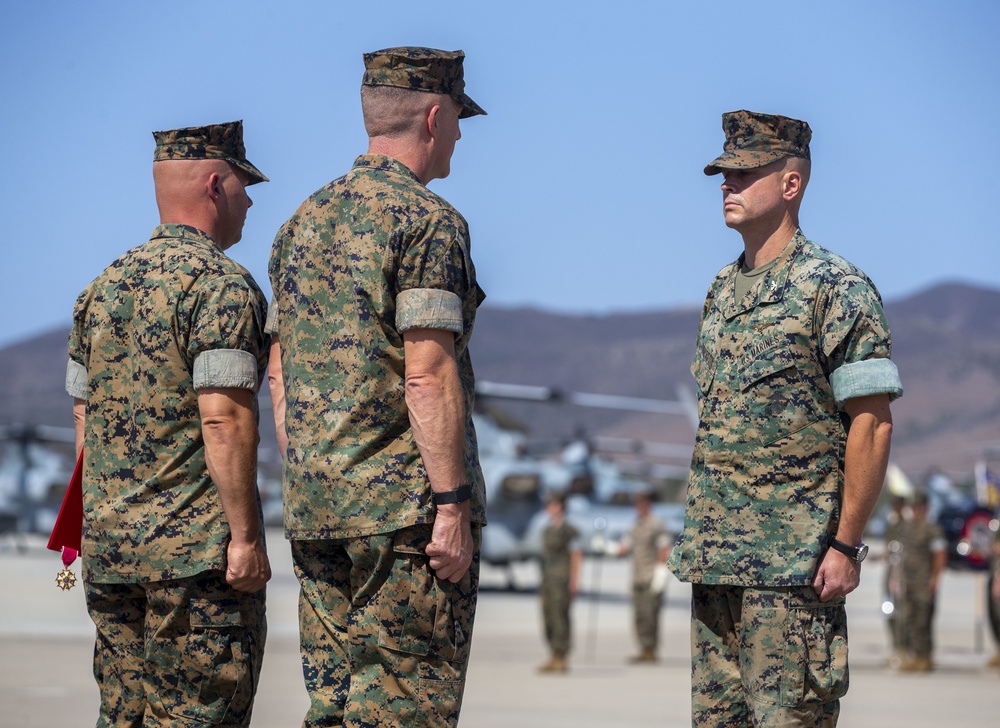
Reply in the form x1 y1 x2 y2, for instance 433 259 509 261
1 0 997 347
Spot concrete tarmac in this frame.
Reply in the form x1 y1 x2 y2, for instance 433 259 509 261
2 530 998 727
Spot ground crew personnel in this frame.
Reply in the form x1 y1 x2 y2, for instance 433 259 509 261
897 490 947 672
667 110 903 726
267 47 488 727
619 491 670 663
67 121 271 726
537 492 582 674
883 494 907 664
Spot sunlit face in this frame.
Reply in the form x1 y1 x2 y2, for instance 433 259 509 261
217 166 253 248
545 499 565 522
719 160 788 232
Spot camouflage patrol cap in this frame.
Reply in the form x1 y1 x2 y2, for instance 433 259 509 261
704 110 811 176
362 46 487 119
152 120 268 185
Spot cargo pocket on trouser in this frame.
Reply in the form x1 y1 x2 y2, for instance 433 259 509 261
780 603 849 707
167 598 254 725
378 525 477 728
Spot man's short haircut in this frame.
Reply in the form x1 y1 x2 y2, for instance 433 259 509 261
360 85 441 139
786 155 811 190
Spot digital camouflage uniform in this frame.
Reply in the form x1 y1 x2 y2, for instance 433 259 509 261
267 47 487 728
67 122 269 728
627 514 669 656
897 518 946 660
882 511 906 653
539 520 580 659
669 105 903 728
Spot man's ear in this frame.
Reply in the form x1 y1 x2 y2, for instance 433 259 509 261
207 171 222 201
782 170 802 202
426 103 441 141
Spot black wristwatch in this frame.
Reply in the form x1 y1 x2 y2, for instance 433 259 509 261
828 537 869 563
434 484 473 505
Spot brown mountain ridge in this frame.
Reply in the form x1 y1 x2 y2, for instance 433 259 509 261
2 281 997 483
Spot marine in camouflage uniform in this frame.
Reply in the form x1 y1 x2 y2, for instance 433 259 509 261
882 495 907 660
266 47 487 727
66 121 271 727
897 491 947 672
667 111 903 727
537 493 582 673
623 492 670 663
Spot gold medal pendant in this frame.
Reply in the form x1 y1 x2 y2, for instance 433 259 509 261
55 566 77 591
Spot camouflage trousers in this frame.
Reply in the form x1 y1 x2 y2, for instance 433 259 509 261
85 570 266 728
690 584 848 727
632 582 663 652
897 588 936 657
291 524 481 728
540 576 572 656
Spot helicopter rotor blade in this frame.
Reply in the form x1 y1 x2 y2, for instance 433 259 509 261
476 380 688 416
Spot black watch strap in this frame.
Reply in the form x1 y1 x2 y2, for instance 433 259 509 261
434 484 473 505
828 537 867 562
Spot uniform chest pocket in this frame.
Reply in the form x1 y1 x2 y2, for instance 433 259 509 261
738 351 822 447
691 346 716 397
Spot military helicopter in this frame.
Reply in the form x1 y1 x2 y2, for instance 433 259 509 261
0 423 77 548
472 380 695 578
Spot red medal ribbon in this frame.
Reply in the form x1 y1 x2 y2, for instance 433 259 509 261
48 448 84 554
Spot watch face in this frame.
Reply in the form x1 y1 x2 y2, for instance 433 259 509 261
856 543 869 562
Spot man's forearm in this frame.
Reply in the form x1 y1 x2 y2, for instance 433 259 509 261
267 337 288 457
199 389 262 544
403 328 473 582
73 399 86 456
404 330 465 494
837 394 894 545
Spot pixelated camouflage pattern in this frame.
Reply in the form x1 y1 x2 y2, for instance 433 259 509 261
896 519 945 656
900 519 945 587
363 47 486 118
897 592 936 659
86 570 266 727
704 109 811 175
292 525 480 727
540 520 579 656
628 515 668 652
631 584 663 653
668 230 895 587
629 515 668 586
691 584 847 726
68 224 269 583
268 155 486 540
153 120 268 184
883 513 906 650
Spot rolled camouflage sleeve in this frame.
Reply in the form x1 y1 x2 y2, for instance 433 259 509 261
830 358 903 407
66 288 91 399
188 274 269 391
396 289 463 334
395 208 472 334
65 358 88 400
821 275 903 408
192 349 259 390
264 297 279 336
